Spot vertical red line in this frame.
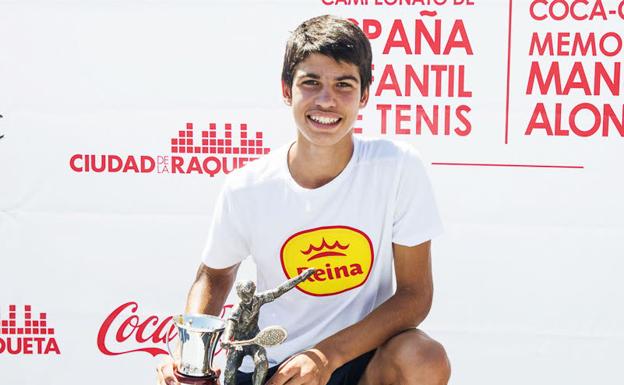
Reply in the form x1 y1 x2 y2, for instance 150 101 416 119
505 0 514 145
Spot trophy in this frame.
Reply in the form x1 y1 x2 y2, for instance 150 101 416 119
166 268 315 385
167 314 226 384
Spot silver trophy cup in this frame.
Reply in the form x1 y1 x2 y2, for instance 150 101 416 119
167 314 226 381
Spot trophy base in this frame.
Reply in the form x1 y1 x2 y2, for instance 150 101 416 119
174 369 218 385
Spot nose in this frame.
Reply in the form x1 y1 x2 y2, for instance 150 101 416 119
314 85 336 109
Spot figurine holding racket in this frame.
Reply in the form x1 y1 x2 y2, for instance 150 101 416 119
221 268 315 385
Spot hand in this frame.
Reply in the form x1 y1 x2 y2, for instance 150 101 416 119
156 356 179 385
221 340 233 350
266 349 335 385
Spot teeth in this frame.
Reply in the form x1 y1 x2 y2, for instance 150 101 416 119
309 115 339 125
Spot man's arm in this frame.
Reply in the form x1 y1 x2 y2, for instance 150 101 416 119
267 241 433 385
185 262 239 315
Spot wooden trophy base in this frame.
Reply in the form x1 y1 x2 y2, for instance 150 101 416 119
174 369 218 385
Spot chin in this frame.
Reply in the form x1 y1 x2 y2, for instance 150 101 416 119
300 126 353 148
305 133 350 148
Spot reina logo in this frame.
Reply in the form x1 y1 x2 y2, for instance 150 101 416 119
69 122 270 177
0 305 61 355
97 301 232 357
280 226 374 296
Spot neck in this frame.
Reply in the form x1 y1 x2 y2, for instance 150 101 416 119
288 133 354 189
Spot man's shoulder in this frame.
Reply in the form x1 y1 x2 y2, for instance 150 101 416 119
355 136 419 164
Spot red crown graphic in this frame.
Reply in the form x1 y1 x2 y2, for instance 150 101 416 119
301 238 350 255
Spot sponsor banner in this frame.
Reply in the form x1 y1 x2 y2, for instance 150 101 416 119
1 1 622 385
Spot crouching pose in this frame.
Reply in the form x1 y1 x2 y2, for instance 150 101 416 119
158 14 450 385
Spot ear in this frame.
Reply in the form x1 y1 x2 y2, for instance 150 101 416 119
281 80 292 106
359 86 370 108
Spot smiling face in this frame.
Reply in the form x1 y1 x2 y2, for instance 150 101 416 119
282 53 369 148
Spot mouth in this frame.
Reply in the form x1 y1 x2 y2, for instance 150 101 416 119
306 113 342 129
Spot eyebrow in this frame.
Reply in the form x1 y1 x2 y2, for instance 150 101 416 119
299 72 359 83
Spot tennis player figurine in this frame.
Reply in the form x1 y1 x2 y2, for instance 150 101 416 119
221 268 315 385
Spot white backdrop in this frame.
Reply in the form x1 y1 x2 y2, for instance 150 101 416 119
1 0 623 384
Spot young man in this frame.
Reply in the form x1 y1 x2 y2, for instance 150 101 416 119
158 15 450 385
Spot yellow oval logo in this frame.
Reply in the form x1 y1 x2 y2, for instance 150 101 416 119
280 226 374 296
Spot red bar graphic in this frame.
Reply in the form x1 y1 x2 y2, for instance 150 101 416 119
431 162 584 169
169 123 271 157
505 0 513 144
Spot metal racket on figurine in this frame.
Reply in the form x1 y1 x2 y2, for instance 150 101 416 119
229 326 288 351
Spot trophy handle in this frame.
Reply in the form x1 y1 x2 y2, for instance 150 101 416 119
166 332 178 362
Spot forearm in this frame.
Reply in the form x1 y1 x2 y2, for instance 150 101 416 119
314 287 432 370
185 263 238 316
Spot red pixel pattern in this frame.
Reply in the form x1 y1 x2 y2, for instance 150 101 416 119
1 305 54 336
170 123 270 156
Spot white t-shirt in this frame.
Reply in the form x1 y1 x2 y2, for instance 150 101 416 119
201 136 443 372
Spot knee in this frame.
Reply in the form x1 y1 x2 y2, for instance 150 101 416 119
382 330 451 384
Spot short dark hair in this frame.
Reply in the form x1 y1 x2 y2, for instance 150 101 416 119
281 15 372 96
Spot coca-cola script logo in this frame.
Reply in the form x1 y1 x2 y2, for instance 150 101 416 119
97 301 232 357
70 122 271 176
0 304 61 355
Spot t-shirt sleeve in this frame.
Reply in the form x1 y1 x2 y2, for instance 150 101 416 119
201 185 250 269
392 146 444 247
